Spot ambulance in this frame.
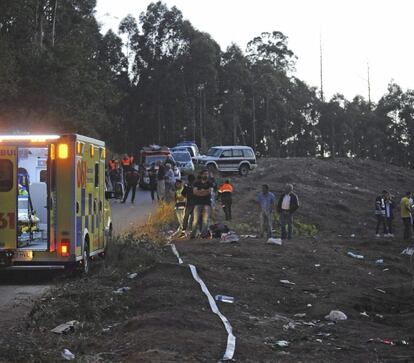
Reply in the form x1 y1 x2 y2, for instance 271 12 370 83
0 134 113 273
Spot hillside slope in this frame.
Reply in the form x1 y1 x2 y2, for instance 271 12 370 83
232 157 414 237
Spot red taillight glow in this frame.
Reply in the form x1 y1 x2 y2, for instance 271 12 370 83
60 239 70 257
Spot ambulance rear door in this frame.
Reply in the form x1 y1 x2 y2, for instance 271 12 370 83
0 146 17 250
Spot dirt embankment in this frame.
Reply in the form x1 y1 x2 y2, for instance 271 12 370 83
1 158 414 363
231 157 414 237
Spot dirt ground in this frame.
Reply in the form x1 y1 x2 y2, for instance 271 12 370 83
1 157 414 362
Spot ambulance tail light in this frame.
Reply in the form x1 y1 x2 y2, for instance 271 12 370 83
58 143 69 159
60 239 70 257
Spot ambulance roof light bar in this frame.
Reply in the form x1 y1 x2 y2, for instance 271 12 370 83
0 135 60 143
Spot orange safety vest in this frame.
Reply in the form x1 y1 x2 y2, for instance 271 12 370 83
121 156 134 166
219 183 233 193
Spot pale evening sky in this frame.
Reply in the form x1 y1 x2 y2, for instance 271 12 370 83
96 0 413 102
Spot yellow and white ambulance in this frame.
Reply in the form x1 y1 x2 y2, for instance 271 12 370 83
0 134 113 272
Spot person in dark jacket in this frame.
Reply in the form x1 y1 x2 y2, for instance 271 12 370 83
156 161 166 201
277 184 299 240
182 174 196 232
121 168 140 203
148 163 158 202
375 190 388 237
384 191 394 237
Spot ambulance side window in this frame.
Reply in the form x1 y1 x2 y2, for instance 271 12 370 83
40 170 47 183
94 163 99 187
0 160 13 192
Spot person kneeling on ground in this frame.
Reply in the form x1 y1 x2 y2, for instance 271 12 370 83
121 167 140 204
401 191 412 242
190 170 213 239
277 184 299 240
257 184 276 239
375 190 388 237
218 179 233 221
174 179 186 237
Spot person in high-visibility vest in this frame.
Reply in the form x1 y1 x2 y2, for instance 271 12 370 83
218 179 233 221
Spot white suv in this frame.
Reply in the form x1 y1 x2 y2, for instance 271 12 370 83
196 146 257 176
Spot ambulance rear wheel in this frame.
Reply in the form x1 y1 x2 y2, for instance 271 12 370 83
82 242 90 275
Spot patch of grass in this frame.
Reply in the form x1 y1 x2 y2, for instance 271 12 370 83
273 214 318 237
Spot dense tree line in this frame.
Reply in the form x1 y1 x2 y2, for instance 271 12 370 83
1 1 413 167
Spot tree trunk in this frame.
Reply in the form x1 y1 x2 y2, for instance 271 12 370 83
252 95 256 148
39 0 44 51
331 119 335 159
52 0 58 47
157 89 161 145
233 110 238 145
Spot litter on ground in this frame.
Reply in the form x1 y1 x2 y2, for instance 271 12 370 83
113 287 131 295
220 232 240 243
267 238 282 245
51 320 80 334
61 349 75 361
325 310 347 322
401 247 414 256
280 280 296 285
215 295 235 303
347 251 364 259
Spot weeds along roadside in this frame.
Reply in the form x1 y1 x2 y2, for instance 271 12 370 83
128 201 177 246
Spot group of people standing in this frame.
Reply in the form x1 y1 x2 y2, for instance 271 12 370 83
171 169 234 239
375 190 414 241
257 184 299 240
148 160 181 202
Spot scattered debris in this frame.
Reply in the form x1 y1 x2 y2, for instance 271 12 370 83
375 288 386 294
275 340 290 348
375 259 384 265
127 273 138 279
317 332 331 337
347 251 364 259
241 234 257 238
51 320 79 334
360 311 369 318
220 232 240 243
307 304 312 308
267 238 282 245
351 234 356 238
113 287 131 295
325 310 347 322
316 338 323 343
314 264 321 267
280 280 295 286
61 349 75 361
401 247 414 256
375 314 384 319
215 295 234 304
283 322 296 330
382 268 389 272
294 313 307 318
368 338 395 346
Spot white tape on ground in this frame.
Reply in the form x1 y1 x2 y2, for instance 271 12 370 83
171 243 184 264
170 244 236 362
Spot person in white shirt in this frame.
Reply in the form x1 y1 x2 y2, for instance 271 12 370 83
277 184 299 240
